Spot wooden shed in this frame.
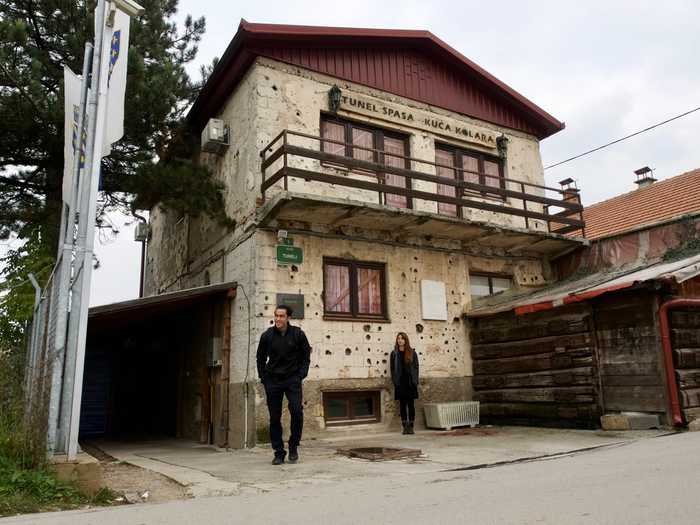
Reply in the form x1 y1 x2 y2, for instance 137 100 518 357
467 254 700 428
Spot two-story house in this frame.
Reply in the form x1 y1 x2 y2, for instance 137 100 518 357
83 21 586 448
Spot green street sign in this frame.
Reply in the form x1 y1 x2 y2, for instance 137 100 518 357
276 245 303 264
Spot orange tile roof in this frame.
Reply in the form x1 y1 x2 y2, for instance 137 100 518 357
580 168 700 240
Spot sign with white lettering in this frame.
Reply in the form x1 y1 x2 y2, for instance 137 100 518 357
277 245 303 264
338 92 498 149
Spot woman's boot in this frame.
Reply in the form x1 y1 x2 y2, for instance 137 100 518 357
407 421 415 434
402 421 409 434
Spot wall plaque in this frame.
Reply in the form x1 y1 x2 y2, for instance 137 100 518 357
276 293 305 319
420 280 448 321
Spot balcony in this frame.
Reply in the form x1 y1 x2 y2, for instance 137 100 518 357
258 130 587 256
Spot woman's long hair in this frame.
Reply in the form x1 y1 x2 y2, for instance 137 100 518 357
395 332 413 364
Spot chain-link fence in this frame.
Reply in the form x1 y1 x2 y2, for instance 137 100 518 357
23 257 64 457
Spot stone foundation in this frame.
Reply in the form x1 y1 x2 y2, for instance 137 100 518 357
234 375 472 447
51 452 102 496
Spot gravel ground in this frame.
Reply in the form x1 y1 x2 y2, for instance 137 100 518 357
81 443 190 505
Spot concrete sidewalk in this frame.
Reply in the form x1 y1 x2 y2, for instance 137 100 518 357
94 426 668 499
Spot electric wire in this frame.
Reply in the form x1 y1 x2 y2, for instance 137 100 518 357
544 106 700 170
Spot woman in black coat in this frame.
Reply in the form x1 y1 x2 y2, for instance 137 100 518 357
390 332 419 434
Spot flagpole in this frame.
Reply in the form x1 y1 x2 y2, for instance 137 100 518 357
48 43 93 454
61 0 110 460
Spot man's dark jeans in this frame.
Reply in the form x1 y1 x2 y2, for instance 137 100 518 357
263 375 303 457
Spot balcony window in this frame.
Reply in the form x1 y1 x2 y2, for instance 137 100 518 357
435 145 505 218
470 273 512 301
323 257 387 320
435 148 459 217
321 116 410 208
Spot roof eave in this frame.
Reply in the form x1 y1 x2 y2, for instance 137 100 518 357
187 21 565 138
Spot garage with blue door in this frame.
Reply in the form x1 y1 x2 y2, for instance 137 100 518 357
80 283 235 447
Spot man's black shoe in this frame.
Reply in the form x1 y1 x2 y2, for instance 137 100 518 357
272 455 285 465
288 448 299 463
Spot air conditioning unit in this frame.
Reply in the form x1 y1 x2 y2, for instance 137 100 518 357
134 222 149 242
423 401 480 430
201 118 229 154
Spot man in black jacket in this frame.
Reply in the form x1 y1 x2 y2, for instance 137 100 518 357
256 305 311 465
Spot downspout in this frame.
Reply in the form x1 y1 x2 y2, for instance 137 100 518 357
658 297 700 427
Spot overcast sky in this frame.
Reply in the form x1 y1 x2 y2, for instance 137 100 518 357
90 0 700 306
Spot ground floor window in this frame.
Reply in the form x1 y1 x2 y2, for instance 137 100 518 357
470 273 512 300
323 390 381 425
323 258 388 320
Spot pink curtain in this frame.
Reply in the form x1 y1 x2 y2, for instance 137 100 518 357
436 149 457 217
461 153 480 186
352 128 374 163
383 136 408 208
357 267 382 315
324 264 351 312
321 120 345 156
484 159 501 190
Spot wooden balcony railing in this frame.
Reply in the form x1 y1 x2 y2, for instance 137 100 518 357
260 130 585 236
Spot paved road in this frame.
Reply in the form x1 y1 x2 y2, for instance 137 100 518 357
4 431 699 525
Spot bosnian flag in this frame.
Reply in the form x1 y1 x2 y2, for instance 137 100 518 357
99 7 132 157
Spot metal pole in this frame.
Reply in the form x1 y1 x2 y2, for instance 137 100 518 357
24 274 42 410
61 0 109 459
48 42 93 455
139 239 146 297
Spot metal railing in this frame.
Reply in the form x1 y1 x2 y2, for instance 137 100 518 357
260 130 585 236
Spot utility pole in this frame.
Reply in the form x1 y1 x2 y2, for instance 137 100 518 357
47 42 93 454
57 0 144 460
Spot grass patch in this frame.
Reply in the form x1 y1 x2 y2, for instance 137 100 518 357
0 456 83 516
0 350 119 517
0 456 122 517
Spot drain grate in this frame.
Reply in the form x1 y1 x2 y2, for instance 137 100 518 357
337 447 422 461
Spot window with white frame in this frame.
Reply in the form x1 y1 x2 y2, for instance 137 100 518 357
470 273 512 301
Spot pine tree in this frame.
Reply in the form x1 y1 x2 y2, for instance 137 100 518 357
0 0 228 347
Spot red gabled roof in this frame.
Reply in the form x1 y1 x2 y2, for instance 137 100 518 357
188 20 565 139
581 168 700 240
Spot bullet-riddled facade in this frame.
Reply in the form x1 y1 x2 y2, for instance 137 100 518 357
144 22 585 447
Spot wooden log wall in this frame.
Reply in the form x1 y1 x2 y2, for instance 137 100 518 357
670 309 700 423
593 292 668 416
469 303 600 427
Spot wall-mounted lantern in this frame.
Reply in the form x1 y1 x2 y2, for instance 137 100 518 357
496 134 509 159
328 85 342 113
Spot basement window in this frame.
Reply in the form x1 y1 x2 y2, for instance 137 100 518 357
470 273 512 301
323 390 380 426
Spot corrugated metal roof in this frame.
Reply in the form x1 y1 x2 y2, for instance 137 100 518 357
578 169 700 240
467 253 700 317
188 20 565 139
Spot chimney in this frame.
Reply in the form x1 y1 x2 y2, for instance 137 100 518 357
634 166 657 189
558 177 580 202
